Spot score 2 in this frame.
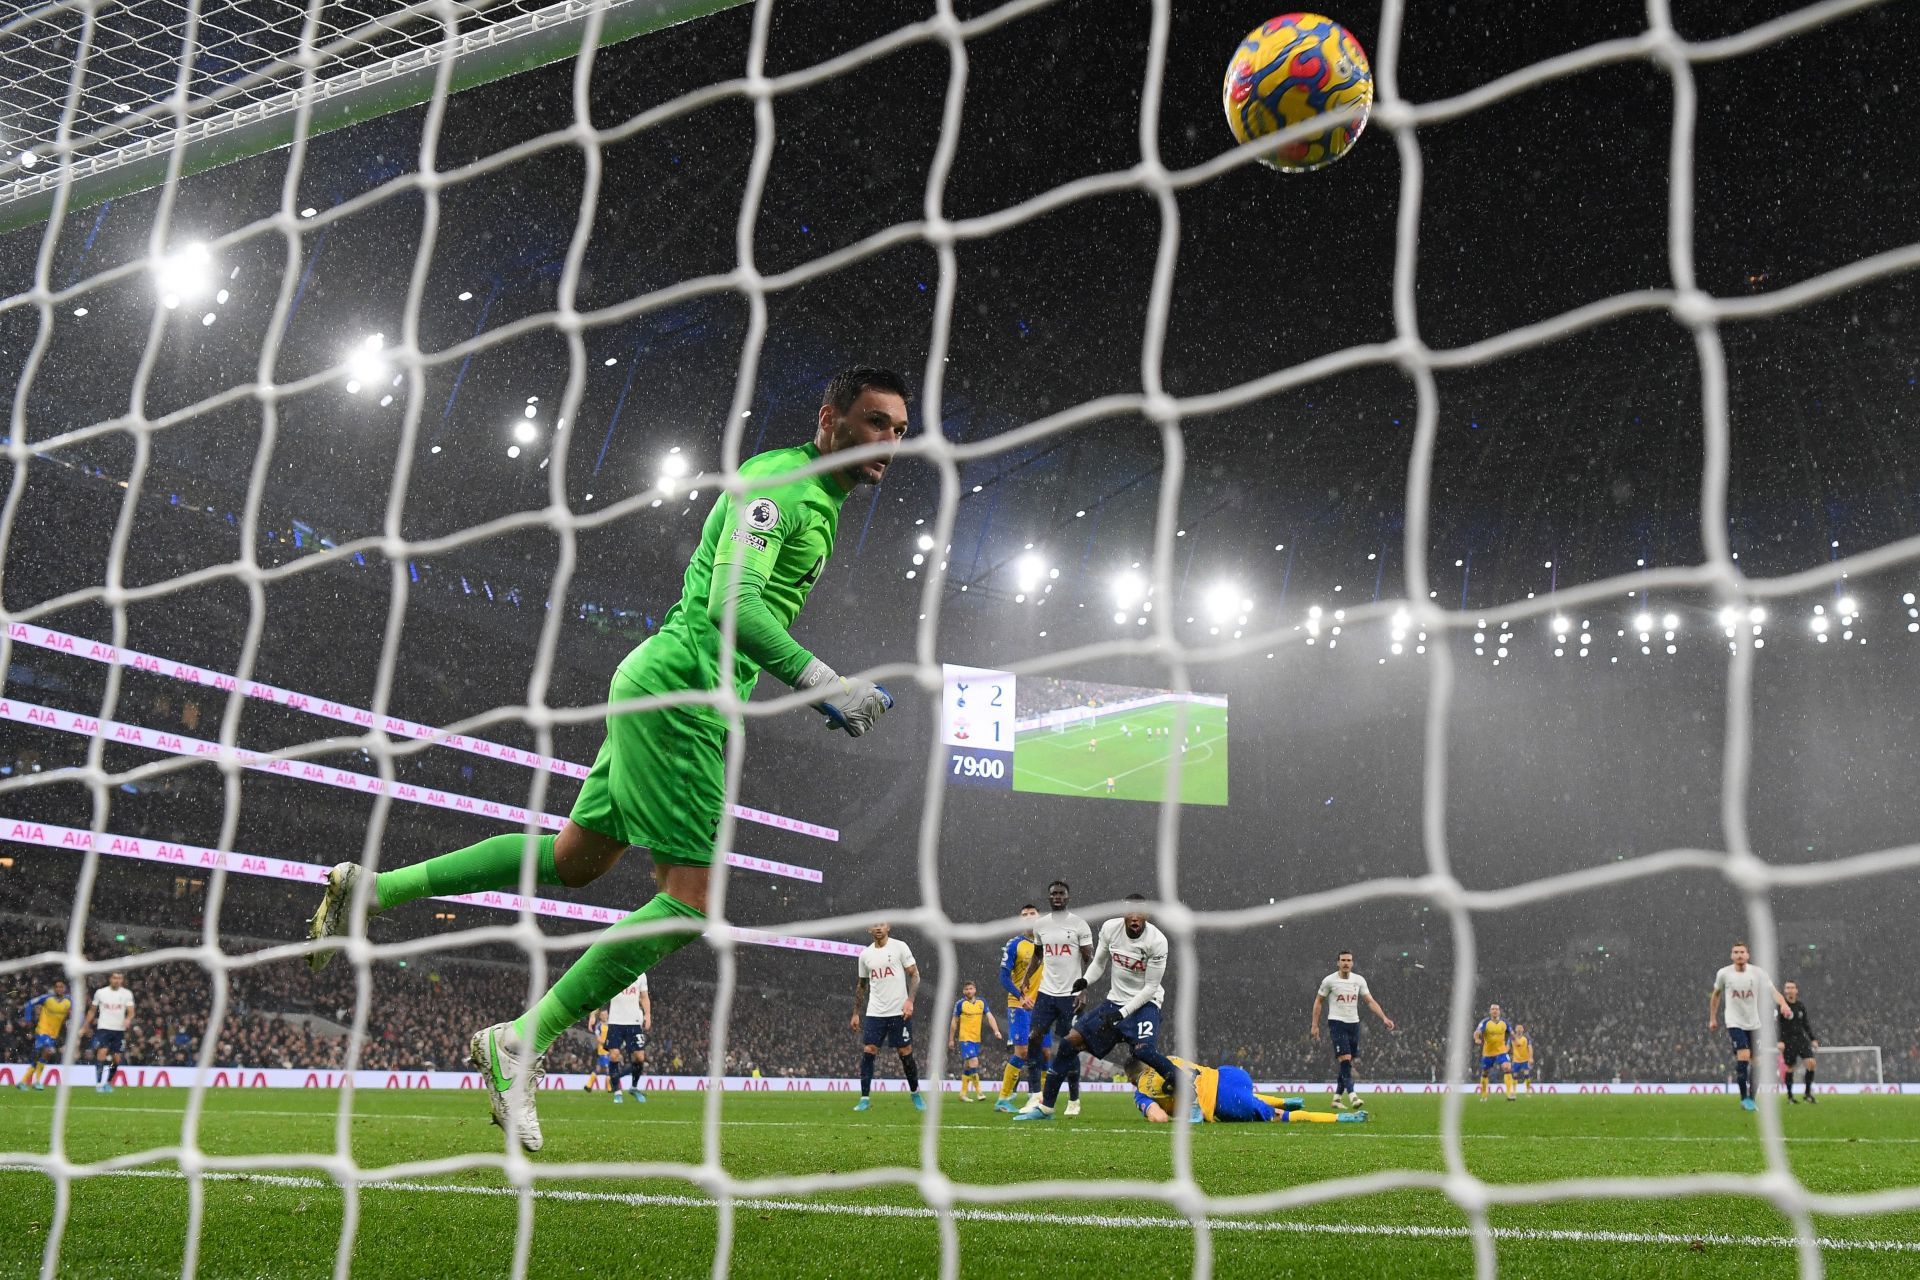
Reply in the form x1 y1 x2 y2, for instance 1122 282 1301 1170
941 664 1014 790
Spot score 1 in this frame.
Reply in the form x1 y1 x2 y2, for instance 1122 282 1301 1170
941 664 1014 790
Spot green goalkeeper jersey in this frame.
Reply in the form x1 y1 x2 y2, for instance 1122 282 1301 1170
618 441 849 724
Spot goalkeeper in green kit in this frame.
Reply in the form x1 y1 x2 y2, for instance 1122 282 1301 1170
306 366 910 1151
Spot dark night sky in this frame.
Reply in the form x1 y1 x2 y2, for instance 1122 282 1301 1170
3 0 1920 976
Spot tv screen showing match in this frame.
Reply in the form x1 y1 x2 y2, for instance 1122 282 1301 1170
939 665 1228 806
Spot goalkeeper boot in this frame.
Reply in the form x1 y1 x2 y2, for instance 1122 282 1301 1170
630 1089 647 1103
993 1098 1018 1114
1062 1099 1081 1118
470 1022 546 1152
853 1097 871 1112
612 1090 624 1104
306 862 369 971
912 1092 928 1113
1010 1105 1055 1123
1740 1098 1757 1112
1337 1110 1370 1124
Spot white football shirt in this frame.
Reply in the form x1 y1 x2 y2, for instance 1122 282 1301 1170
608 976 649 1027
1033 910 1094 996
1090 918 1167 1014
1713 964 1775 1030
859 938 917 1017
91 987 134 1031
1317 971 1369 1024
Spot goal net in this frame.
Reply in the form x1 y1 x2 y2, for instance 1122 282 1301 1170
4 0 1920 1276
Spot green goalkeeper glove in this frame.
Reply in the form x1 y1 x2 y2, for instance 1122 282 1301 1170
797 657 893 737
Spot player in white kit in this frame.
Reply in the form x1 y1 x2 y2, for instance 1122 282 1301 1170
1020 880 1095 1116
1310 950 1395 1110
1013 895 1183 1122
605 975 652 1103
851 922 923 1112
1709 941 1793 1112
84 972 135 1094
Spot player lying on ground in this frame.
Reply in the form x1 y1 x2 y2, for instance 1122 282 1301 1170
17 980 70 1091
1126 1056 1368 1125
852 923 923 1111
1709 941 1793 1112
1778 980 1818 1105
949 981 1003 1101
1014 895 1180 1122
307 366 911 1152
84 972 134 1094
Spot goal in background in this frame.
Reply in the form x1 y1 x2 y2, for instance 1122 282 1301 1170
5 0 1920 1278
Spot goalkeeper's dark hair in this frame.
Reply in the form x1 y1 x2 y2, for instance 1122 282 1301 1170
822 365 909 414
1048 879 1069 892
1020 903 1039 913
1124 893 1148 904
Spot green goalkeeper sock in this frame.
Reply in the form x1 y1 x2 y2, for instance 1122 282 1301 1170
373 833 563 910
516 892 706 1053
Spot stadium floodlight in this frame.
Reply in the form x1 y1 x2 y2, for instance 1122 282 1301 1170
1750 606 1767 624
342 333 388 395
1202 582 1239 623
1551 615 1571 634
1633 612 1654 633
1717 606 1738 627
1838 595 1858 615
506 445 521 459
152 241 212 309
1811 615 1829 634
1112 571 1146 610
513 421 537 445
916 533 935 551
1661 612 1680 631
1015 554 1046 594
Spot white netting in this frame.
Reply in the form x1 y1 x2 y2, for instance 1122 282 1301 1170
4 0 1920 1277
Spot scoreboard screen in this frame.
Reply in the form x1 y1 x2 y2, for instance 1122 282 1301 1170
939 665 1228 806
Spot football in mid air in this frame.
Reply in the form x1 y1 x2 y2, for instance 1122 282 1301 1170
1222 13 1373 172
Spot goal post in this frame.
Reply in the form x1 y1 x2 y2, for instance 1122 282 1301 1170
0 0 751 238
1802 1045 1884 1086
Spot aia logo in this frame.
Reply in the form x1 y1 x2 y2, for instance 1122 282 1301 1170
871 965 897 980
1044 943 1075 957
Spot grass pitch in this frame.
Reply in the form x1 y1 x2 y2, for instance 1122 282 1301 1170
1014 702 1229 805
3 1088 1918 1277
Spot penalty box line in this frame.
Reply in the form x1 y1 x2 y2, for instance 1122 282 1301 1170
2 1166 1916 1254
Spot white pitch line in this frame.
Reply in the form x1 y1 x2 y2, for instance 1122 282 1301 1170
9 1104 1920 1144
0 1166 1916 1254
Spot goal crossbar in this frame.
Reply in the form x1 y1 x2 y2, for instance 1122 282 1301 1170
0 0 750 237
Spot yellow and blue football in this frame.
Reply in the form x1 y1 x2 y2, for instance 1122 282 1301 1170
1223 13 1373 172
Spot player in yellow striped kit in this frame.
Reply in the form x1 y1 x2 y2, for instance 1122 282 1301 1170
948 982 1002 1100
1475 1004 1516 1101
994 905 1043 1110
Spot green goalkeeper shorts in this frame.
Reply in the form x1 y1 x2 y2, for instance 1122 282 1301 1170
569 666 728 867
